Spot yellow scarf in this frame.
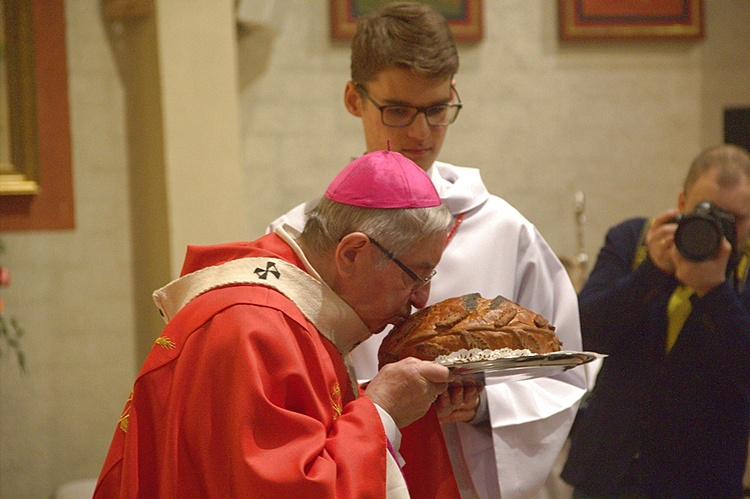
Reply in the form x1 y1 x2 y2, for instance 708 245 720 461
632 222 750 353
665 242 750 352
666 285 694 353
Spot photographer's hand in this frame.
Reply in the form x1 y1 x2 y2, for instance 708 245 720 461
646 209 680 274
672 238 731 296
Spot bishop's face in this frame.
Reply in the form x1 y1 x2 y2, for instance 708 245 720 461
342 231 447 334
344 68 456 172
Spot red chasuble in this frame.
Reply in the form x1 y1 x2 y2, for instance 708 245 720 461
94 233 458 498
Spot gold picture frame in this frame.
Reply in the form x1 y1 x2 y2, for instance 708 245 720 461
330 0 483 42
1 0 39 195
1 0 74 231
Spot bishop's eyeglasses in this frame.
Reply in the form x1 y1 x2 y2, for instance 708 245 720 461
356 84 462 128
367 236 436 289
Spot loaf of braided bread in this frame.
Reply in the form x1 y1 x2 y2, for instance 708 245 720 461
378 293 562 368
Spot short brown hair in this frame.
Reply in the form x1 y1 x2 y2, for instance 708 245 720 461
350 2 459 84
683 144 750 193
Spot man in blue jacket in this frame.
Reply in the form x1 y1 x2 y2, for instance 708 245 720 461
562 143 750 498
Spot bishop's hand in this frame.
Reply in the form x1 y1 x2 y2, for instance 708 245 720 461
365 357 454 428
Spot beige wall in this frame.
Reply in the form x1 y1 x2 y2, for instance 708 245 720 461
0 1 748 496
0 1 134 496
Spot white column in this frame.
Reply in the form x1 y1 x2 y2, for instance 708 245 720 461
156 0 246 278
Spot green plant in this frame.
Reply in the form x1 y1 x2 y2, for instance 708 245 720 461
0 239 26 372
0 315 25 371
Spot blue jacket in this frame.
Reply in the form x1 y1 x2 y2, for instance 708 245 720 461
561 217 750 498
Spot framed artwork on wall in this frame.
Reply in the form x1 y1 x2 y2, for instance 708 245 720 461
0 0 74 231
1 0 38 195
558 0 704 41
330 0 483 42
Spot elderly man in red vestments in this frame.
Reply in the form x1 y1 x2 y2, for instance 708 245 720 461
94 151 477 498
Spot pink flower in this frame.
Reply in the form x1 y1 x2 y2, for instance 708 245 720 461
0 267 9 287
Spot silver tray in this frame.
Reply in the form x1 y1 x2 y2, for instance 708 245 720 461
437 351 599 384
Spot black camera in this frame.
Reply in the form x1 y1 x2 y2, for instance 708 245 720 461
673 201 737 262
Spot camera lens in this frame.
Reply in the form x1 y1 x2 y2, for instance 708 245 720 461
673 217 722 261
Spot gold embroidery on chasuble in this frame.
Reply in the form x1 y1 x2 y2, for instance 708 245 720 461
330 382 343 420
155 336 176 349
118 391 134 433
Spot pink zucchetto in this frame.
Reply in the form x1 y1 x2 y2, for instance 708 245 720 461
324 151 441 209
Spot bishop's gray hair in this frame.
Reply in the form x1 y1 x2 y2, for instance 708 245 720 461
299 196 453 260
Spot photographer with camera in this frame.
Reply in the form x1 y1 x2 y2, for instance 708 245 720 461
561 144 750 498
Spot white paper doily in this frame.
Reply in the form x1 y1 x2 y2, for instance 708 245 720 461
434 347 534 366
